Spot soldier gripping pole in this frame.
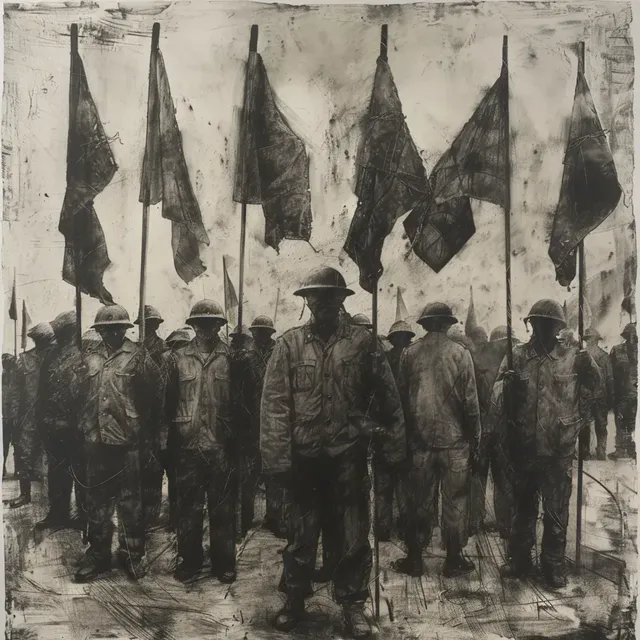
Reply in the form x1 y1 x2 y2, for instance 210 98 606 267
139 23 161 347
502 35 513 371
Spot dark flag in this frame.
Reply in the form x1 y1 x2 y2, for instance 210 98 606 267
8 274 16 321
549 70 622 286
343 57 429 293
59 51 116 304
405 68 508 272
621 221 636 316
223 255 239 327
21 301 30 351
234 51 312 252
141 45 210 284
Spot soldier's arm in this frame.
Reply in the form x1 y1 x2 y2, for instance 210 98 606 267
604 355 614 408
163 354 179 448
461 349 482 447
260 339 293 475
576 348 600 392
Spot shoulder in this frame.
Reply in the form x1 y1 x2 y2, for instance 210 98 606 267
276 326 306 348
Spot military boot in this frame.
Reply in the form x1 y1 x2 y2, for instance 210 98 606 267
542 564 567 589
9 479 31 508
392 549 423 577
35 511 69 531
119 553 147 581
343 603 371 639
273 594 305 632
443 541 475 577
74 551 111 583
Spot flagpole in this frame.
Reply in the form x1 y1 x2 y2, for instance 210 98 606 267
223 256 230 344
575 40 586 570
139 23 160 347
68 25 84 356
273 287 280 326
13 269 17 358
502 35 513 371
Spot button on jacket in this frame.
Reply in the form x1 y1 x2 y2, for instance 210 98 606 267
260 319 405 474
496 340 599 458
164 340 232 451
81 339 162 446
398 332 481 450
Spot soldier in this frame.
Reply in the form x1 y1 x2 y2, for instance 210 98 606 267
447 323 476 351
250 316 284 537
230 323 262 538
75 305 161 583
36 311 86 531
9 324 55 508
2 354 16 478
351 313 373 329
386 321 414 379
160 326 194 532
261 267 405 638
394 302 480 578
135 305 168 529
583 327 613 460
498 300 599 588
165 300 237 584
609 323 637 460
469 326 514 538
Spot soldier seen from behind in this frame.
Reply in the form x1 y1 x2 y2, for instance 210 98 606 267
583 327 614 460
165 300 237 584
469 326 515 538
75 305 162 583
498 299 599 589
609 323 637 460
9 324 55 508
261 267 405 639
135 305 168 529
394 302 481 578
2 353 17 479
36 311 86 532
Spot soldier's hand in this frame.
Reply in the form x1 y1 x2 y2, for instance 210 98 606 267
575 349 591 371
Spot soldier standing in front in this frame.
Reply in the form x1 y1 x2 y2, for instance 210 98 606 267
394 302 480 578
165 300 237 584
261 267 405 639
498 300 599 589
75 305 162 582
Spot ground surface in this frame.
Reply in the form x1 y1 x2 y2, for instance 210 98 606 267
3 447 637 640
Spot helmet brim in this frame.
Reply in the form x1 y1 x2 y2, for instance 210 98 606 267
250 325 276 332
525 314 567 327
186 316 227 326
418 316 458 326
388 330 415 338
134 318 163 325
293 285 355 297
92 321 134 329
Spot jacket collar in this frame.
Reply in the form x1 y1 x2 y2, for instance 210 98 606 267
304 318 353 344
525 338 559 361
96 337 137 363
184 338 227 365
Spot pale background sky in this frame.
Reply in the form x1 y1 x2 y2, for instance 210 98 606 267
2 0 635 351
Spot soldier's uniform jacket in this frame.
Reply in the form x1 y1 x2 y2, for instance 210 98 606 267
385 346 404 382
143 333 167 368
585 344 613 404
260 319 405 474
398 332 481 450
231 344 262 447
610 341 638 402
164 339 233 451
38 343 83 431
472 341 509 431
80 339 162 446
255 340 276 383
496 339 599 458
12 349 45 436
3 359 16 429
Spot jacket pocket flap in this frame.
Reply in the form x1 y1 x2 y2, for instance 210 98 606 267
214 373 230 381
559 414 581 426
116 370 135 378
173 416 192 423
179 372 196 382
125 408 140 418
554 373 578 382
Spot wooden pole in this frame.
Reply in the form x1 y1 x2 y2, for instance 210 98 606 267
273 287 280 326
12 270 17 358
223 256 230 343
502 35 513 371
69 25 83 356
575 40 586 570
139 23 160 347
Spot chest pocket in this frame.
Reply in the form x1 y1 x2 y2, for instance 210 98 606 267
292 361 315 392
553 372 578 398
213 372 230 406
177 370 198 411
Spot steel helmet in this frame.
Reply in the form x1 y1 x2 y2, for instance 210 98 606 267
490 326 508 342
28 322 55 343
186 300 227 325
134 305 164 325
92 305 134 328
293 267 355 297
387 320 415 339
584 327 602 341
621 323 637 340
50 310 77 336
468 326 489 343
525 299 566 326
230 324 252 338
351 313 372 329
166 328 193 345
250 316 276 332
418 302 458 325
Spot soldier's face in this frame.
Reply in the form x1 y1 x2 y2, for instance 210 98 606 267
97 326 127 349
389 334 412 349
530 318 564 342
144 320 162 335
306 291 347 326
251 328 272 346
192 320 223 341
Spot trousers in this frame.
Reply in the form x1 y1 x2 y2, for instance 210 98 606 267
41 427 86 521
508 456 573 573
239 448 261 536
175 448 236 572
283 446 372 605
141 443 164 528
405 446 471 551
85 443 144 564
614 398 637 456
580 398 608 456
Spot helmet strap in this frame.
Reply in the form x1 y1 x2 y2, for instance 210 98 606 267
299 298 306 321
